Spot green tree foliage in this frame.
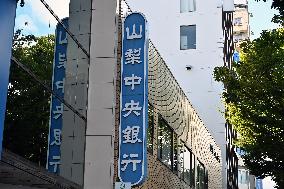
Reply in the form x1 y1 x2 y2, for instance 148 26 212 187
4 30 54 166
214 29 284 188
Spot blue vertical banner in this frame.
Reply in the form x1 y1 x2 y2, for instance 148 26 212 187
119 13 149 186
46 18 68 174
0 0 17 160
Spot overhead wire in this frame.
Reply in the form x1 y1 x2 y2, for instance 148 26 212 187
39 0 90 59
10 0 90 122
11 56 87 122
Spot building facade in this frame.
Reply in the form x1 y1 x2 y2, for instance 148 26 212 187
233 0 250 51
57 0 224 188
125 0 236 188
233 1 254 188
237 154 256 189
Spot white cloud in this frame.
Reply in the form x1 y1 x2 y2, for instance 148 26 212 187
27 0 70 27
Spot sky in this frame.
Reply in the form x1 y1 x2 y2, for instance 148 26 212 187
14 0 280 188
248 0 280 39
15 0 69 36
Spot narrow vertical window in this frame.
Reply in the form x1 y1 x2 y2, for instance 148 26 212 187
147 104 154 153
196 160 205 189
191 153 195 186
157 116 173 169
180 25 196 50
180 142 193 186
205 170 209 189
180 0 196 13
183 146 191 185
173 133 178 173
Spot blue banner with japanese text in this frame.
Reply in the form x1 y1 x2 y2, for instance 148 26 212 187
119 13 149 186
46 18 68 174
0 0 17 160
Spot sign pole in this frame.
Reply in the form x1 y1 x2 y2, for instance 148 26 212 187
0 0 17 160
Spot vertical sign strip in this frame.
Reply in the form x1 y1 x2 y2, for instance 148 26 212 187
46 18 68 174
0 0 17 160
119 13 149 186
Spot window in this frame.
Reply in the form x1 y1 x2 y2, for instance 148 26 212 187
205 170 208 189
180 25 196 50
180 142 195 186
234 17 243 26
157 116 178 171
173 133 178 173
238 169 249 185
147 104 154 153
180 143 192 185
191 153 195 186
234 34 243 43
158 117 172 168
196 160 205 189
180 0 196 13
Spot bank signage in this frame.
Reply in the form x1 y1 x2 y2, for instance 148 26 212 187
119 13 149 186
46 18 68 174
0 0 17 160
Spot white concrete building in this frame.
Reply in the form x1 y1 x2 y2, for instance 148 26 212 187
126 0 234 187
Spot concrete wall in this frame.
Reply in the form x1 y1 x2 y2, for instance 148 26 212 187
125 0 227 187
84 0 117 188
60 0 92 186
61 0 117 188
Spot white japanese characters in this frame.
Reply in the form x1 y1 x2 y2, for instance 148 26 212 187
124 74 142 90
58 53 66 69
122 126 142 144
119 13 148 185
122 100 142 117
126 24 143 40
55 79 64 93
50 129 61 146
58 31 67 45
125 48 142 65
47 19 68 174
121 154 142 172
53 104 63 119
49 155 60 173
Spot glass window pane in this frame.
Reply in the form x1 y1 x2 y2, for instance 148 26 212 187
245 171 249 184
180 0 196 13
173 133 178 173
180 0 188 13
205 170 208 189
179 142 185 178
196 160 205 189
147 104 154 153
183 146 191 185
180 25 196 50
191 153 195 186
188 0 196 12
157 116 172 169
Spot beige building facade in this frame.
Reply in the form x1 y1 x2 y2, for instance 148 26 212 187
233 0 250 51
